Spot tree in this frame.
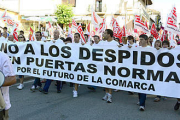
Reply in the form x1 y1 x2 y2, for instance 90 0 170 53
55 4 74 29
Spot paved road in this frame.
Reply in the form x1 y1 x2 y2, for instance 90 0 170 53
8 78 180 120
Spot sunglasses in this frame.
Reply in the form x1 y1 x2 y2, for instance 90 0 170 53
19 37 24 38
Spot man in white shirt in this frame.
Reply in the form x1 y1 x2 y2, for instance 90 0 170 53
137 34 149 111
148 35 154 46
53 30 64 44
3 27 9 37
127 35 138 47
41 28 48 41
35 31 42 41
84 34 88 43
0 32 8 42
30 31 43 92
87 35 100 91
102 29 118 103
39 30 63 94
0 52 16 120
73 33 82 97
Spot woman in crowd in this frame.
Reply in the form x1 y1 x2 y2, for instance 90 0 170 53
153 40 162 101
17 34 26 90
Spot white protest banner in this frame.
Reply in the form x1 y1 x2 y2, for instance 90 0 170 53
1 41 180 98
134 15 150 34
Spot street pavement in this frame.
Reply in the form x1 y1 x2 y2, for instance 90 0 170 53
8 77 180 120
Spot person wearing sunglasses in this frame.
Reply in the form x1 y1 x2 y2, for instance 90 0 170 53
17 34 26 90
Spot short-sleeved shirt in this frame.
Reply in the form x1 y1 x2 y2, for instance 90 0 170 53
104 40 119 46
52 39 64 44
0 52 15 110
0 37 8 42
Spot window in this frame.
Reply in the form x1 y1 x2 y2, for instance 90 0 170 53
62 0 76 7
95 0 102 12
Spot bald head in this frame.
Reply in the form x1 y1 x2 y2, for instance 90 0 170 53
54 30 60 40
8 35 14 41
2 32 7 38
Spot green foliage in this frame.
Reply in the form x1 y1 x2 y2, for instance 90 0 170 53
55 4 74 25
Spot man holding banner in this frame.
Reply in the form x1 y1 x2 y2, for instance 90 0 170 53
137 34 149 111
30 31 43 92
0 51 16 120
39 30 64 94
73 33 82 97
102 29 119 103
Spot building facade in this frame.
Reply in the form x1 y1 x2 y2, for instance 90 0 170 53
0 0 156 36
71 0 153 31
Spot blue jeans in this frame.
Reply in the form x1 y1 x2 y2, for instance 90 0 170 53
157 96 161 98
89 86 97 90
33 78 42 87
43 80 63 92
19 75 24 78
138 93 146 107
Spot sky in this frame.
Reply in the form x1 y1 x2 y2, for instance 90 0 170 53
152 0 180 26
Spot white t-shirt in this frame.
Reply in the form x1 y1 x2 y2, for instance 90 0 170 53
128 43 138 47
97 41 106 46
73 42 82 45
42 31 48 37
104 40 119 46
52 39 64 44
93 42 101 46
85 41 91 45
0 52 15 110
41 37 46 41
0 37 8 42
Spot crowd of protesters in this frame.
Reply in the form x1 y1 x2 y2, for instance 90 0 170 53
1 26 180 119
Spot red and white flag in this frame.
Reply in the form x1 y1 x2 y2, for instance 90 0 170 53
122 25 126 37
111 17 123 42
165 15 180 34
127 29 131 36
48 21 52 29
56 23 64 36
145 20 148 30
91 7 102 31
67 23 73 40
10 24 18 41
77 24 86 44
85 23 91 42
72 19 86 43
99 17 106 34
170 5 177 24
160 30 168 41
165 5 180 34
29 27 35 41
1 10 19 27
150 23 159 39
72 19 78 28
0 9 7 19
87 23 90 33
99 16 106 39
13 28 18 41
134 15 150 34
3 17 19 27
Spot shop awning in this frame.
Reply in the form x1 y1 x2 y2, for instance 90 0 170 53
21 16 57 22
